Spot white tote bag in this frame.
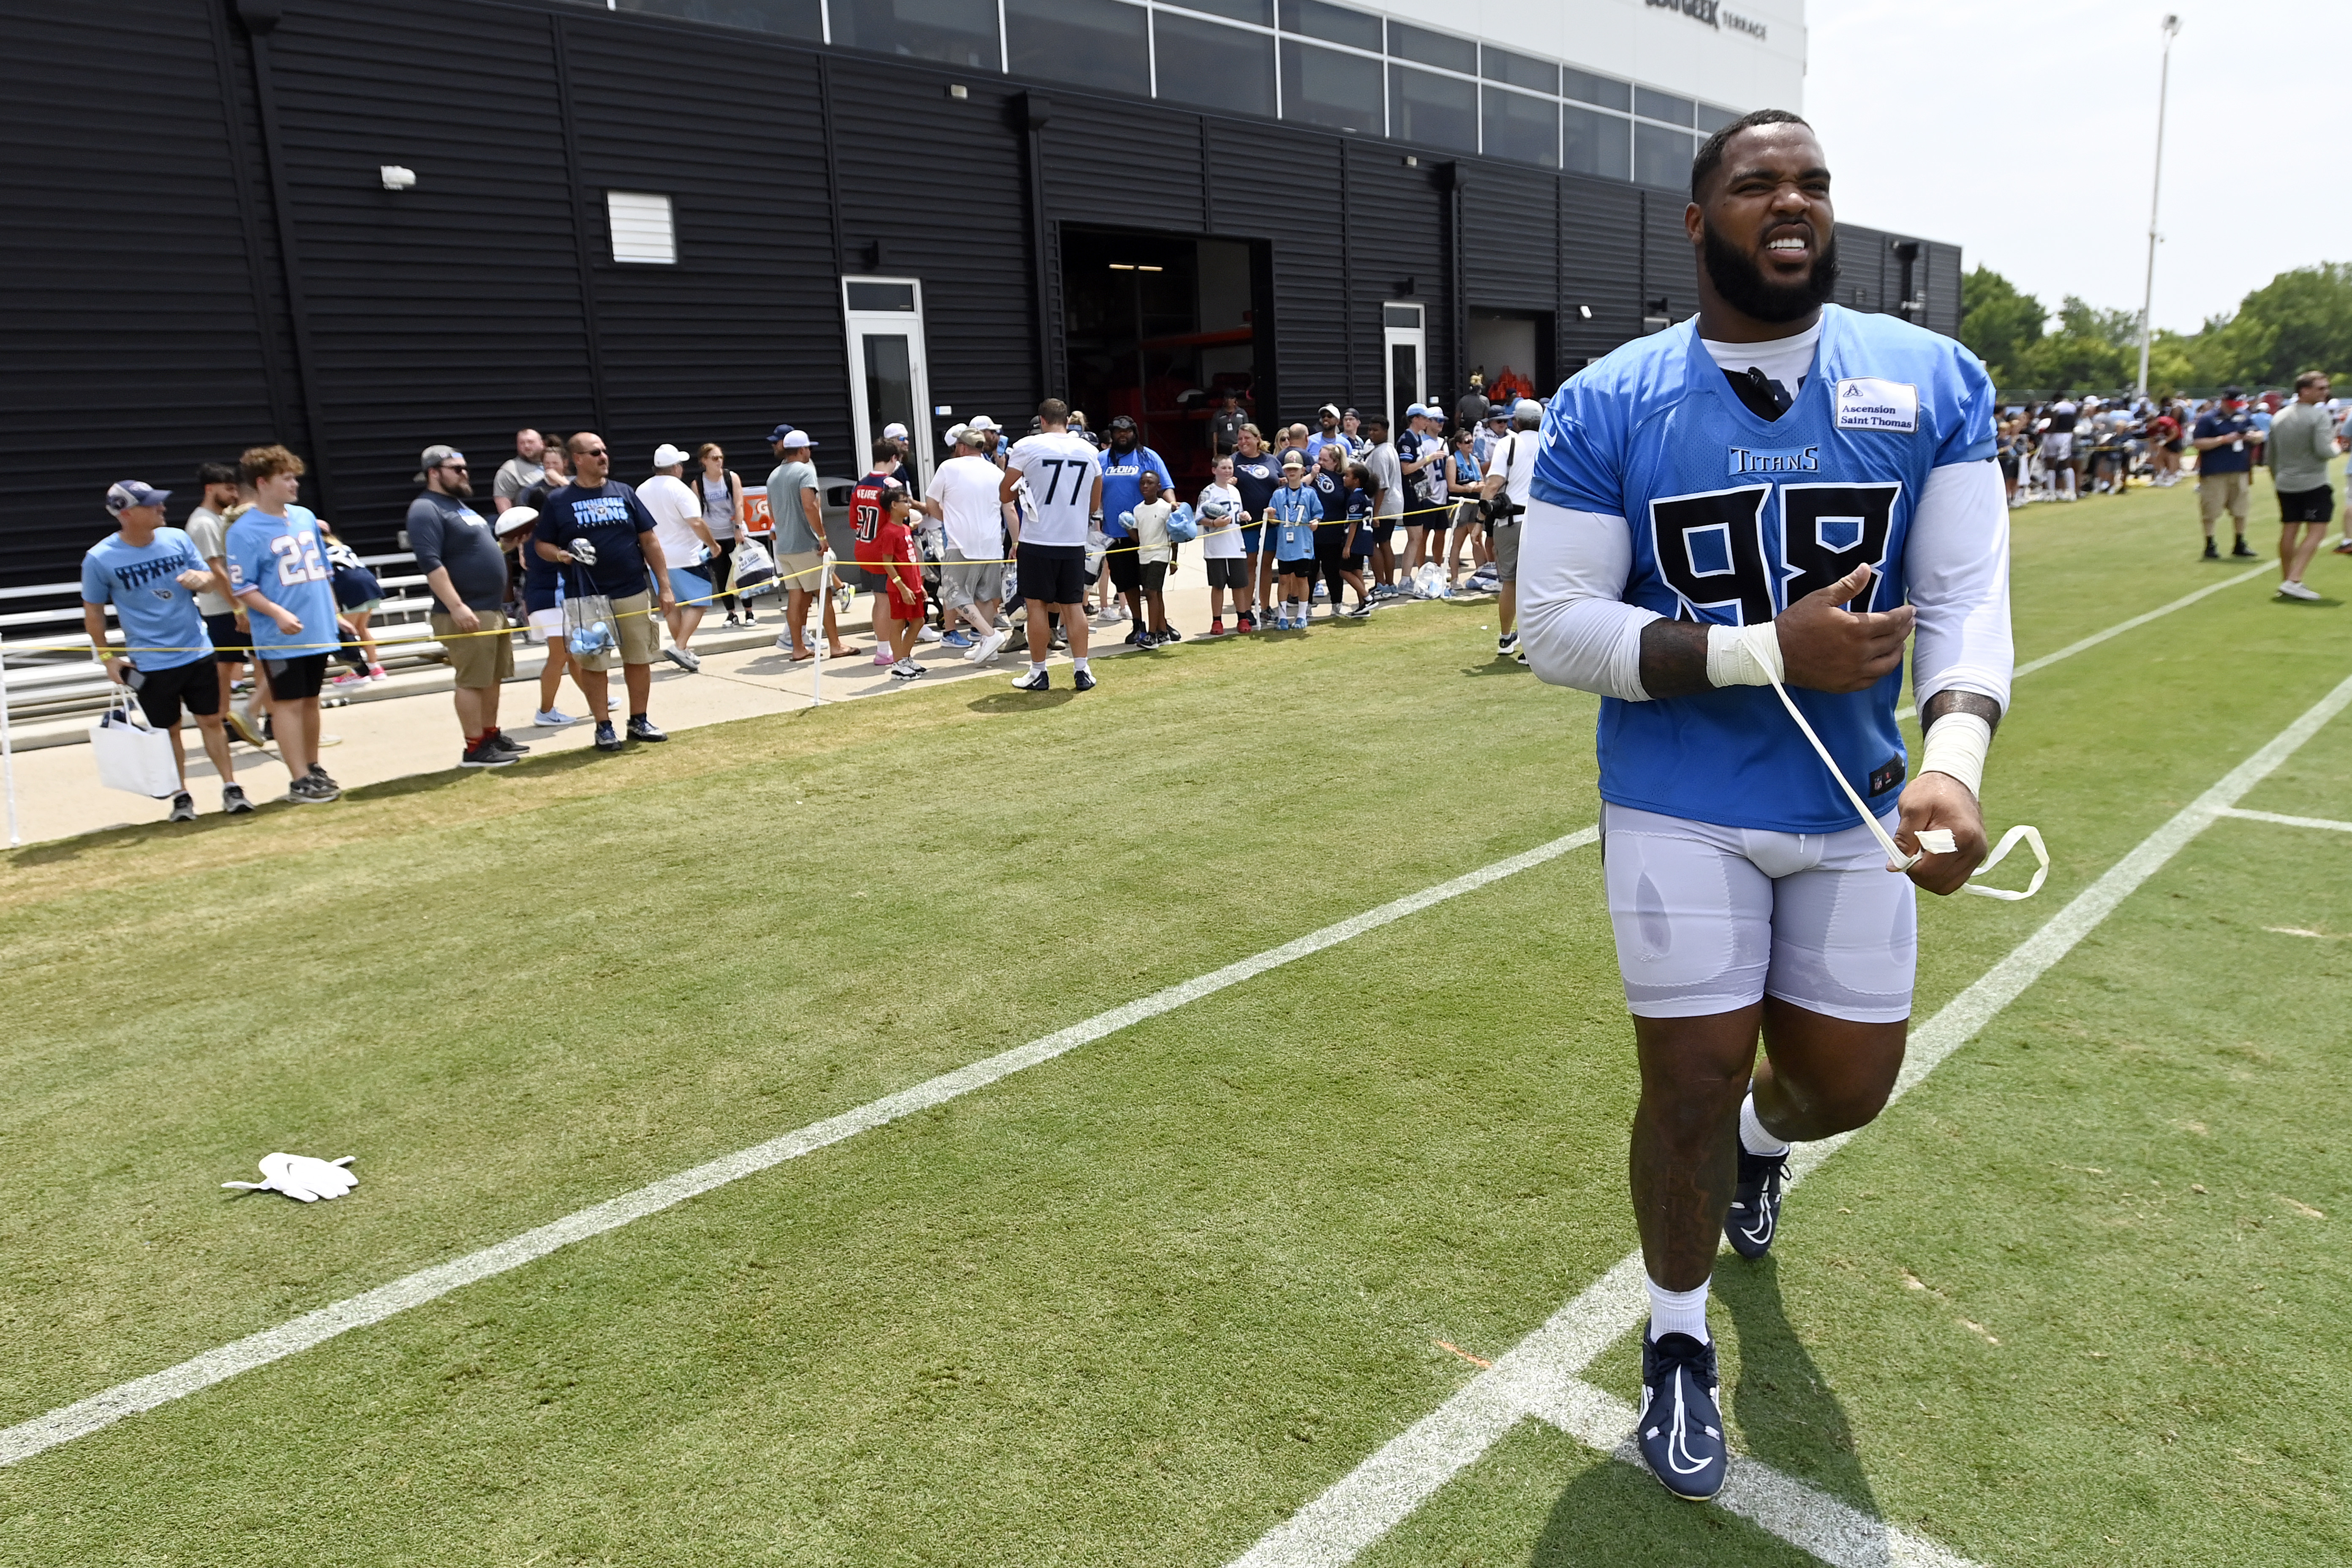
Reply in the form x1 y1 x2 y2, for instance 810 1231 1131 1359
89 689 182 799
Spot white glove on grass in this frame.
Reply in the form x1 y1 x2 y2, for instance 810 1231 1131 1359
223 1152 358 1203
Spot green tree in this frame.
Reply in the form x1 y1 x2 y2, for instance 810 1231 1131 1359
1960 266 2044 384
2015 296 2135 393
2192 264 2352 386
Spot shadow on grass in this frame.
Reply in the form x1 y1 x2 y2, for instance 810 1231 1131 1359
1527 1258 1880 1565
1463 656 1535 678
966 690 1077 713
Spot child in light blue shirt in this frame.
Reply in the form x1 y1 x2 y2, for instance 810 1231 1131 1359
1265 455 1319 630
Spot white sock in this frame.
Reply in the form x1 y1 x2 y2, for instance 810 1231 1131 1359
1029 660 1045 674
1739 1092 1791 1157
1646 1276 1711 1344
1073 656 1090 673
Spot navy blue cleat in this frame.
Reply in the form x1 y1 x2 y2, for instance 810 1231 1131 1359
1636 1332 1728 1500
1726 1142 1789 1260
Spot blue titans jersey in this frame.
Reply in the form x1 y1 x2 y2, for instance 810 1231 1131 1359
225 504 342 658
81 526 212 671
1266 485 1318 559
1533 305 1997 833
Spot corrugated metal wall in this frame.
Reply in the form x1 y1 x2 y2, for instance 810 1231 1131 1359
0 0 1964 587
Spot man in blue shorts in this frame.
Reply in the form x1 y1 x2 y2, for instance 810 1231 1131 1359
81 480 250 820
1520 110 2013 1502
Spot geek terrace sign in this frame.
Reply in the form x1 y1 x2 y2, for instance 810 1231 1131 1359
1647 0 1769 41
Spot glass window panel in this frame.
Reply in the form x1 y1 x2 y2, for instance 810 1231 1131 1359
1172 0 1272 25
1634 122 1696 188
1383 304 1422 327
1693 102 1737 135
1385 21 1475 75
1562 66 1628 111
616 0 824 38
1005 0 1147 92
846 281 917 310
1480 46 1556 95
1389 63 1476 152
1279 38 1382 134
863 335 918 443
1480 86 1557 168
1563 105 1630 179
1154 11 1275 117
1634 86 1693 125
832 0 1000 68
1278 0 1380 51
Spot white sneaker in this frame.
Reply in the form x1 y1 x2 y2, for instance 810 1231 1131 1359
2278 580 2322 601
917 624 944 643
533 708 576 727
970 629 1010 664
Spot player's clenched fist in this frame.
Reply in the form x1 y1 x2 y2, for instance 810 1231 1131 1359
1772 563 1914 694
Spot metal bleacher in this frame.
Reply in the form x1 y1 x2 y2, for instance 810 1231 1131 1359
0 553 455 730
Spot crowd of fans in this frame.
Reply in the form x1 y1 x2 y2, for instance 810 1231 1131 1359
75 389 1545 815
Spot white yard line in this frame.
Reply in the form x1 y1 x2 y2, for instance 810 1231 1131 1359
1229 667 2352 1568
0 826 1600 1470
2218 806 2352 834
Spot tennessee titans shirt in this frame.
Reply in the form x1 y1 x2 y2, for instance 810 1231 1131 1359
1266 484 1319 560
81 525 212 671
532 481 657 599
224 505 342 659
1533 304 1997 833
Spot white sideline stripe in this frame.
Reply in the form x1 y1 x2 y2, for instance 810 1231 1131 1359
1530 1380 1984 1568
2218 806 2352 835
1228 667 2352 1568
1892 562 2271 722
0 825 1601 1470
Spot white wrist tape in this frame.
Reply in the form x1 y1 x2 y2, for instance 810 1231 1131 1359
1705 621 1784 687
1918 711 1992 799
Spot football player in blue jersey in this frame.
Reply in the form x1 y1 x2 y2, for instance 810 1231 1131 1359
1520 110 2013 1501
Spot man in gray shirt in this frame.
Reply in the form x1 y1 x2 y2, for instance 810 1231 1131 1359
1363 415 1405 596
408 444 527 765
493 428 546 514
765 427 849 660
2267 371 2337 601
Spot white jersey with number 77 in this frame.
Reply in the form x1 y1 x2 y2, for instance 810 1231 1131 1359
1005 433 1102 547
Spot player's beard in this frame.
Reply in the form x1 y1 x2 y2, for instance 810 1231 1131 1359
1701 216 1840 324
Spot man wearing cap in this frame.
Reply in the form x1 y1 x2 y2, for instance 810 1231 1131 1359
1305 404 1352 467
640 442 718 672
1210 389 1248 457
1478 399 1543 662
1396 405 1444 588
880 422 922 497
532 433 675 753
765 427 846 661
408 445 528 768
2192 389 2262 561
81 481 250 819
1096 415 1174 634
924 427 1014 662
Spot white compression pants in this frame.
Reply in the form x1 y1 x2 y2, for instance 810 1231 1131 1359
1601 803 1917 1023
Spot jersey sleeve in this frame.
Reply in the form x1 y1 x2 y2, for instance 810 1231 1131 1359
1932 345 2000 468
80 552 112 605
223 527 259 596
1530 374 1628 515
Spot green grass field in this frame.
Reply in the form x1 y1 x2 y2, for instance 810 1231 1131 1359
2 471 2347 1566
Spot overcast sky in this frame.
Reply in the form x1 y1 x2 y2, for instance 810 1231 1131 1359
1805 0 2352 334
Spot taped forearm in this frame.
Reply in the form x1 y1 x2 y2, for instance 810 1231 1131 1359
1518 500 1655 700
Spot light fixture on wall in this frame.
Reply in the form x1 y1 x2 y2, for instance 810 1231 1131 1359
380 165 416 191
1578 305 1593 320
948 84 968 99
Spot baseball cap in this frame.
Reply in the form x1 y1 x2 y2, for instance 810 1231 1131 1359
1318 403 1341 419
1107 414 1138 431
967 414 1000 432
768 423 799 443
652 442 690 467
495 504 539 537
882 422 910 441
943 422 968 446
1406 403 1428 418
775 429 815 449
1513 399 1542 418
411 443 465 483
105 479 171 514
1279 452 1305 470
2222 386 2245 400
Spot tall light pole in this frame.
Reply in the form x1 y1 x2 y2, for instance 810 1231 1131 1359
2135 14 2182 401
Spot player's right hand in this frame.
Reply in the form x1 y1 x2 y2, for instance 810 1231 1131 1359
1774 564 1913 694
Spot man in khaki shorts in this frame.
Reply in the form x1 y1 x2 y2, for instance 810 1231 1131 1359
531 432 675 753
408 444 529 768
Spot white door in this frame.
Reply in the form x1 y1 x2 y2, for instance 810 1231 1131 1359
842 276 935 492
1382 302 1427 437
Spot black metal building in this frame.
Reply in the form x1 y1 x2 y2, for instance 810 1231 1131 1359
0 0 1960 586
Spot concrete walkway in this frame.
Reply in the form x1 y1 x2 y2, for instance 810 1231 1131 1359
2 576 1497 844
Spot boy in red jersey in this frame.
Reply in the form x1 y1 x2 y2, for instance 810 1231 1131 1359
874 486 928 681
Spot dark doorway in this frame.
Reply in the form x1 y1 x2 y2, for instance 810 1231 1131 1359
1062 227 1261 491
1467 309 1556 408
